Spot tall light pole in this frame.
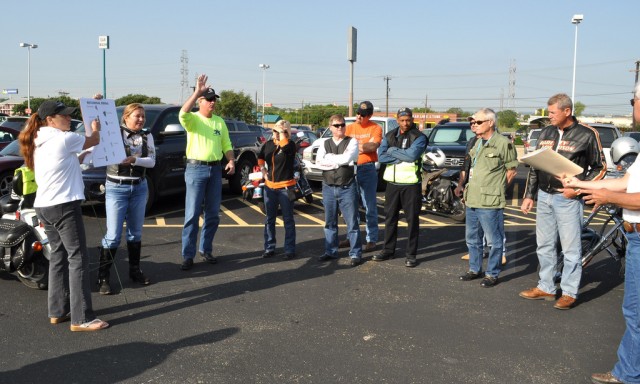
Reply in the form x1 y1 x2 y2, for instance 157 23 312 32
259 64 270 125
571 14 584 103
99 36 110 98
19 42 38 114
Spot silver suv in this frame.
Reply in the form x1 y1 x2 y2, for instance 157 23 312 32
587 123 622 174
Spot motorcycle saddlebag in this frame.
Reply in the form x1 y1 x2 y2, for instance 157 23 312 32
0 219 34 271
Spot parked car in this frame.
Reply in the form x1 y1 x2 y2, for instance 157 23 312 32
624 131 640 142
301 116 399 187
585 123 621 174
0 116 83 132
82 105 262 211
524 128 542 154
0 140 27 199
247 124 267 144
500 132 514 143
426 121 473 169
291 124 312 131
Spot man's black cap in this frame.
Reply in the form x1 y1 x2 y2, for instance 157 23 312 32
356 101 374 116
397 107 412 117
201 88 220 101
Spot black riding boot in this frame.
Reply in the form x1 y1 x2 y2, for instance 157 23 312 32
128 241 150 285
98 247 117 295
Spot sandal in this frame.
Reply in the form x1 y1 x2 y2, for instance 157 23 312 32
50 314 71 324
70 318 109 332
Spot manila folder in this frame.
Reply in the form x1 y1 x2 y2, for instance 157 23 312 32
520 147 584 177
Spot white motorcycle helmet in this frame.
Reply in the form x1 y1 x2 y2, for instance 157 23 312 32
424 148 446 167
611 137 640 164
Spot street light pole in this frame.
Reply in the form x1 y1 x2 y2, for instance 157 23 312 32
571 14 584 103
19 42 38 114
259 64 270 125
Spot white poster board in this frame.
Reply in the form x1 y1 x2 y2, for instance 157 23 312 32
79 98 126 167
520 147 584 177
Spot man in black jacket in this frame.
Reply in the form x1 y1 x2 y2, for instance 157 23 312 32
519 93 605 310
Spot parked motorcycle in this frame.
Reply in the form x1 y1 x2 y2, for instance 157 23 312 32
242 132 314 214
0 195 50 289
421 149 466 222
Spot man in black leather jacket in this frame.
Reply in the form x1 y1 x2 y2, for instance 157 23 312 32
519 93 605 310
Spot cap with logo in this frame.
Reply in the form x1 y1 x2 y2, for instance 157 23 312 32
356 101 374 116
397 107 412 117
37 100 77 120
201 88 220 101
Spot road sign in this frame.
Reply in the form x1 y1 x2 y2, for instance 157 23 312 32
2 89 18 94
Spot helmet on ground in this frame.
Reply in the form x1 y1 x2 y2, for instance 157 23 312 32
611 137 640 164
424 149 446 167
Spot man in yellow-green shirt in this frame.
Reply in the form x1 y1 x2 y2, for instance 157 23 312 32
178 74 235 271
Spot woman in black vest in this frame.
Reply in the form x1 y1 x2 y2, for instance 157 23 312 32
97 103 156 294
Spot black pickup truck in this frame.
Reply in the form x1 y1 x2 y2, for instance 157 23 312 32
82 104 263 211
426 121 473 169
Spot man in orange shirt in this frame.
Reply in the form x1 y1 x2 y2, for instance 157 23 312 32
341 101 383 252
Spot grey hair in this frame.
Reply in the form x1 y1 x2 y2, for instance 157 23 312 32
547 93 573 111
474 108 497 128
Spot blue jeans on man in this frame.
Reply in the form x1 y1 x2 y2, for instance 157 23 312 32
355 162 378 243
322 181 362 260
535 190 583 298
182 163 222 260
612 231 640 383
466 207 504 278
102 179 147 248
263 186 296 255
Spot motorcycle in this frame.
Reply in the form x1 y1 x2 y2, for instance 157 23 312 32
242 132 314 214
421 149 466 222
0 194 50 289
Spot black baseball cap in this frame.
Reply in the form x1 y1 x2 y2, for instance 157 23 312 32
397 107 412 117
37 100 77 120
356 101 374 116
201 88 220 101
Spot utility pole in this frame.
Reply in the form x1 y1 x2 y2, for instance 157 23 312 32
384 76 391 116
180 50 189 104
634 60 640 130
424 94 428 129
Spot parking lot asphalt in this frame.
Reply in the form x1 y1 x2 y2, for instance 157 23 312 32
0 165 627 384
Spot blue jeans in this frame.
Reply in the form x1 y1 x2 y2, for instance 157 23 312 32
322 181 362 259
355 162 378 243
535 190 583 298
101 179 148 248
181 163 222 260
612 231 640 383
36 200 96 326
264 186 296 254
465 207 504 278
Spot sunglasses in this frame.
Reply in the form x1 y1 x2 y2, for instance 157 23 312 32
471 120 486 125
631 99 636 107
331 123 346 128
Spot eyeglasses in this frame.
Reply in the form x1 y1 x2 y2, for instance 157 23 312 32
471 120 486 125
631 99 636 107
331 123 346 128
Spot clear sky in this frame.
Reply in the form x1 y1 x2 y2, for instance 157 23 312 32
2 0 638 117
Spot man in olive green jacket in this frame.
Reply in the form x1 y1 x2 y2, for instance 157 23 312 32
459 108 518 287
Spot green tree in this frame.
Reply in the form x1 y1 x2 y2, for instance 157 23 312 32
445 107 471 119
496 109 518 129
215 90 255 122
115 94 162 106
574 101 586 116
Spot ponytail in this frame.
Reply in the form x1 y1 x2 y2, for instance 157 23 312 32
19 113 44 170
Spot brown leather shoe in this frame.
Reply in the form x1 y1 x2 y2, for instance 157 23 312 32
591 372 622 383
554 295 576 310
338 239 350 248
363 242 377 252
519 287 555 301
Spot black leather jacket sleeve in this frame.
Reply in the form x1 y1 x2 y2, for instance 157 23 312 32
523 120 606 199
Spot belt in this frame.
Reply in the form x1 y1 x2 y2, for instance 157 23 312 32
623 221 640 233
187 159 221 166
107 176 143 185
